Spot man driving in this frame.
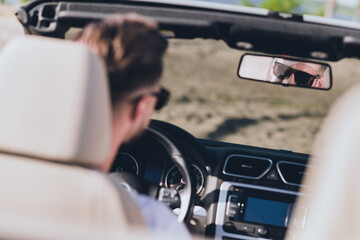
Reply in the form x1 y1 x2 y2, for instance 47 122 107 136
75 14 191 237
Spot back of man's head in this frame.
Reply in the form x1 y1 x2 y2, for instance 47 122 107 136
75 14 168 105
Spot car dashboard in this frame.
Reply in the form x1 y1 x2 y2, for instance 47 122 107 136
111 121 311 240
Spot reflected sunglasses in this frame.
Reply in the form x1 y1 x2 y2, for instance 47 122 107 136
273 61 321 87
130 87 170 111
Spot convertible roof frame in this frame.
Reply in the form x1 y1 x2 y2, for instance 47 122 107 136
15 0 360 61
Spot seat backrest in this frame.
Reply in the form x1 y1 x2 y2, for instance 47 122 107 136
0 36 145 238
287 85 360 240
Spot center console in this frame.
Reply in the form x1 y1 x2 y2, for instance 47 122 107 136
215 182 309 240
211 153 311 240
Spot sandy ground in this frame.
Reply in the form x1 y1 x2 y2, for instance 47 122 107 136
1 4 359 154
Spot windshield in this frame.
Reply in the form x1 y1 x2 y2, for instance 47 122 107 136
1 0 359 154
154 38 358 153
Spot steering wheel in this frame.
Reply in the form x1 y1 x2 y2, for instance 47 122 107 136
146 127 195 223
109 121 198 223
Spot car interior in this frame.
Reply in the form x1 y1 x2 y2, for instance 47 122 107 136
2 0 360 239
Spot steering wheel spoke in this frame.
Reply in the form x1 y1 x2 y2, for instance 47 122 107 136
146 127 196 223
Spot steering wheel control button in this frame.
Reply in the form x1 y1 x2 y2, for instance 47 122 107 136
257 226 268 236
158 188 179 205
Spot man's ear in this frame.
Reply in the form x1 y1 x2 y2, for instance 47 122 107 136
130 96 151 124
314 76 324 88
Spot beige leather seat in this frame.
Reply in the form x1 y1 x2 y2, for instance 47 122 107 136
0 36 145 239
287 85 360 240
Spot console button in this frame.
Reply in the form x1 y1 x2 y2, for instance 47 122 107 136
223 222 236 232
226 204 237 217
226 195 239 217
266 170 279 180
238 225 255 233
275 230 284 238
257 226 268 236
230 196 238 203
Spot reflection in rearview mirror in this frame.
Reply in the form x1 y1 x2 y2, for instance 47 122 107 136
238 54 332 90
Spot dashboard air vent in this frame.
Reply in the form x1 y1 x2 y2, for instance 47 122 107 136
223 154 272 179
277 161 306 186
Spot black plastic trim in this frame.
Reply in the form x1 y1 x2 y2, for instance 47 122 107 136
16 0 360 60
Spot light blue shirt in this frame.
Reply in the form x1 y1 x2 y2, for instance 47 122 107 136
131 191 192 239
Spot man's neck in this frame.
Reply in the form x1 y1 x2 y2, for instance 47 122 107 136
99 106 130 172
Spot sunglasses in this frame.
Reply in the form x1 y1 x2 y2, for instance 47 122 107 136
130 87 170 111
151 87 170 110
273 61 321 87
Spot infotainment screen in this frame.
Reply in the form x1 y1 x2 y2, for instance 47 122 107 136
244 197 293 227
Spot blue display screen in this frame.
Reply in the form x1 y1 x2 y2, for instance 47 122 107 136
143 163 162 183
244 197 293 227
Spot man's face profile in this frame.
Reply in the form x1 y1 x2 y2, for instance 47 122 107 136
122 84 162 143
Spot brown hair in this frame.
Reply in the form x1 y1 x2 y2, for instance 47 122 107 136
75 14 167 104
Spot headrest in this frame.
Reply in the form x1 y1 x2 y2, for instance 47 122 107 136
0 36 112 168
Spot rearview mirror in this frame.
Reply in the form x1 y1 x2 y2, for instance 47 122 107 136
238 54 332 90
